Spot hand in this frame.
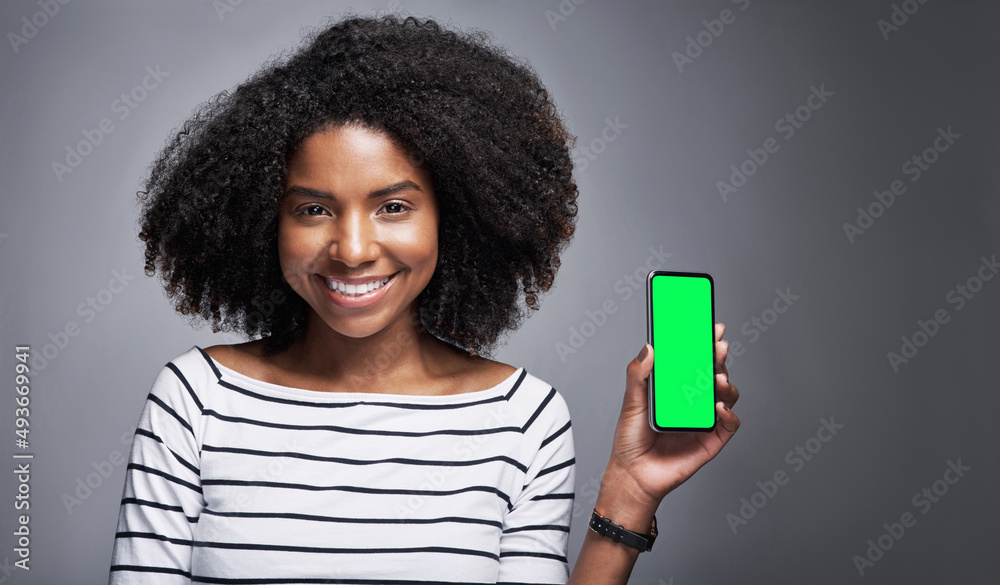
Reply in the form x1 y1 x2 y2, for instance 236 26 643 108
602 323 741 512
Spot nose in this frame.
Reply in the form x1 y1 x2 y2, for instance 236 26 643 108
329 209 377 268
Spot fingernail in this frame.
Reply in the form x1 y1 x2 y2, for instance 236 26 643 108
637 344 649 362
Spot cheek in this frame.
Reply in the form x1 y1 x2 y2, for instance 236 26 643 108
277 225 320 284
421 220 439 274
383 220 438 269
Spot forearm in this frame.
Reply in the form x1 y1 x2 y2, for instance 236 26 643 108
567 466 660 585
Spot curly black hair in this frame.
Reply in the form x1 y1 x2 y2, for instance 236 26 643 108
137 13 579 358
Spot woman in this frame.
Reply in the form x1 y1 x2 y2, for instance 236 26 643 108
110 14 740 584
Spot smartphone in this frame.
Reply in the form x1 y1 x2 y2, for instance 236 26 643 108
646 271 716 432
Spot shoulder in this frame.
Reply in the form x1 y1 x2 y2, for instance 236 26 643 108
202 339 267 377
462 357 519 395
498 366 572 441
134 346 216 441
426 337 519 396
146 344 226 409
508 371 575 477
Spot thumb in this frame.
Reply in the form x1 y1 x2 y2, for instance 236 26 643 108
622 343 653 413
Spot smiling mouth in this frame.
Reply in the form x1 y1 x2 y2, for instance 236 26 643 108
322 273 396 297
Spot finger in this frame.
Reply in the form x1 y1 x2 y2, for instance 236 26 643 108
622 343 654 413
715 400 741 435
715 338 729 376
715 373 739 407
714 323 730 377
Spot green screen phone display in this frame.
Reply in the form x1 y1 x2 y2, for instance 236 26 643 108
647 271 716 432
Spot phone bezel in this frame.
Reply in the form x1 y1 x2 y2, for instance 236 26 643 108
646 270 717 433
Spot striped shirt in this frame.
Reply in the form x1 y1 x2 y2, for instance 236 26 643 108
109 346 576 584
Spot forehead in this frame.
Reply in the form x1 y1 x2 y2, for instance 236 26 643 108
285 125 432 193
288 125 400 169
281 125 436 214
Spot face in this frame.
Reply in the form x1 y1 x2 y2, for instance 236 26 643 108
278 124 438 341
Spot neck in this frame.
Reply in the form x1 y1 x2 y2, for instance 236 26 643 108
280 303 463 393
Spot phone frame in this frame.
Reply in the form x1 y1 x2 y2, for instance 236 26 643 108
646 270 717 433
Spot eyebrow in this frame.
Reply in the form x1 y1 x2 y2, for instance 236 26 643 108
283 180 423 201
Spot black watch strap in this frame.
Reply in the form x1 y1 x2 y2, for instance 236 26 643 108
588 508 657 552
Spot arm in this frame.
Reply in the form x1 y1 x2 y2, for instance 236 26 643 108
567 323 741 585
109 363 205 584
497 390 576 585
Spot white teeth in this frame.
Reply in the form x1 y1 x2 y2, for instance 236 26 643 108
325 276 391 296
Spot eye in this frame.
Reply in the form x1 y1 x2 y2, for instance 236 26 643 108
381 202 411 214
301 205 328 216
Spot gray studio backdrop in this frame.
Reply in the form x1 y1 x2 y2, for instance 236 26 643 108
1 0 998 583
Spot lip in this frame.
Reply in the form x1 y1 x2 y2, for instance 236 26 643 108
317 271 398 309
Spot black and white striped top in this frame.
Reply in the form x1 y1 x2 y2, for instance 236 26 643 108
109 346 576 584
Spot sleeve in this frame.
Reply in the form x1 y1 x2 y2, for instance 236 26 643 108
497 389 576 585
109 362 205 584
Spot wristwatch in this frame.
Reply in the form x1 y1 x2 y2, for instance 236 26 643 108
588 508 657 552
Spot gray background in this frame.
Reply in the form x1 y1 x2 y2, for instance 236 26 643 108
1 0 998 583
